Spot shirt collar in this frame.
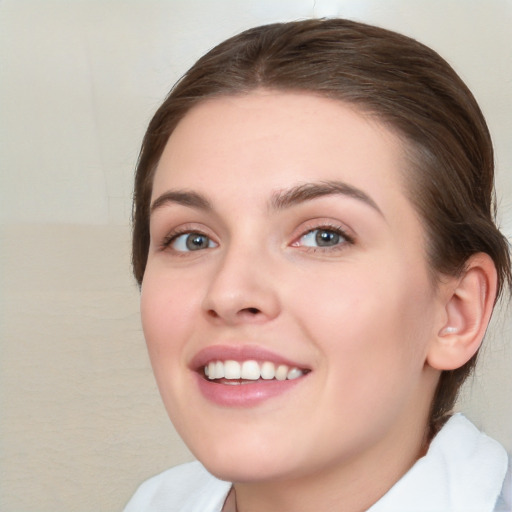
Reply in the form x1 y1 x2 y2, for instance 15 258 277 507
368 414 508 512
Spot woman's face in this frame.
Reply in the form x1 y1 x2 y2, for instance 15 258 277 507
141 91 443 482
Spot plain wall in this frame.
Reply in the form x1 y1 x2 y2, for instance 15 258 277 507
1 1 510 511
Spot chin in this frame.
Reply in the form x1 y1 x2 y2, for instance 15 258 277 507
200 457 291 484
186 434 302 483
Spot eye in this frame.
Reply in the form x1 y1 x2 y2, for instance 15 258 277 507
295 227 351 249
168 232 217 252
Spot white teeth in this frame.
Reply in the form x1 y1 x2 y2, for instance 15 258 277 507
204 360 306 381
208 361 216 380
260 361 276 380
215 361 225 379
275 364 289 381
287 367 304 380
224 360 241 379
241 360 260 380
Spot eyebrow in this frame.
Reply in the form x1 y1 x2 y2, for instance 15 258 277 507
150 180 383 217
150 190 213 214
270 181 384 217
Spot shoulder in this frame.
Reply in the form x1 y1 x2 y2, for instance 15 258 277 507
369 414 509 512
123 460 231 512
431 414 510 512
494 454 511 512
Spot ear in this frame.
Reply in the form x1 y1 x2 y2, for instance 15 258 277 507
426 253 498 371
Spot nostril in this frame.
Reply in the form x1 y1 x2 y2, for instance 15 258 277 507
205 307 260 319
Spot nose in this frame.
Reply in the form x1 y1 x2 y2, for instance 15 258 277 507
201 242 281 325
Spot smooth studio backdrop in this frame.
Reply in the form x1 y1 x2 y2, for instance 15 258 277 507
1 1 511 511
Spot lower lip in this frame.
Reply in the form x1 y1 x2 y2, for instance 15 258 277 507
195 373 305 407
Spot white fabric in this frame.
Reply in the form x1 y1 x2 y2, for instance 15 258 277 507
367 414 509 512
123 414 510 512
123 461 231 512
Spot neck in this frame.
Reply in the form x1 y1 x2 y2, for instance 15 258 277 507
229 414 430 512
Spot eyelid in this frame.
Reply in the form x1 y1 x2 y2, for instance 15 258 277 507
169 232 217 252
155 218 355 255
159 223 219 251
290 220 355 249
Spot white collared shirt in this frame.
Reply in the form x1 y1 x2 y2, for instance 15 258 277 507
123 414 510 512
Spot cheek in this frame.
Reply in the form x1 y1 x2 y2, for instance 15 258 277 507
290 257 435 377
140 267 199 365
296 264 436 434
139 266 208 424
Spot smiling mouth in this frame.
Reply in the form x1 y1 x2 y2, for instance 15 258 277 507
202 360 310 384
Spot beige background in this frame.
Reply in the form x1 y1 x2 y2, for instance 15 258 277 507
1 1 511 511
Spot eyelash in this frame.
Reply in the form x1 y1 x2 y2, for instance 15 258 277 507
160 227 215 252
159 223 355 254
292 223 355 252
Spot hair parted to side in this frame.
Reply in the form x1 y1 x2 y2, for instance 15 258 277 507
132 18 511 432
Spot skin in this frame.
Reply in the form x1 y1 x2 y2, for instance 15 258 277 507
141 91 449 511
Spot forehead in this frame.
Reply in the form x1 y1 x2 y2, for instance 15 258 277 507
153 91 411 216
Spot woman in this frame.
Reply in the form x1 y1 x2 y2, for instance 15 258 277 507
124 18 511 511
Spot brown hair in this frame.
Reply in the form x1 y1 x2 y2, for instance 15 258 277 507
132 18 511 431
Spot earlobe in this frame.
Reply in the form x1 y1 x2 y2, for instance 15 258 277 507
427 253 498 371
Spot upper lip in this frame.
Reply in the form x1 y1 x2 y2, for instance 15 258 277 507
189 344 311 372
